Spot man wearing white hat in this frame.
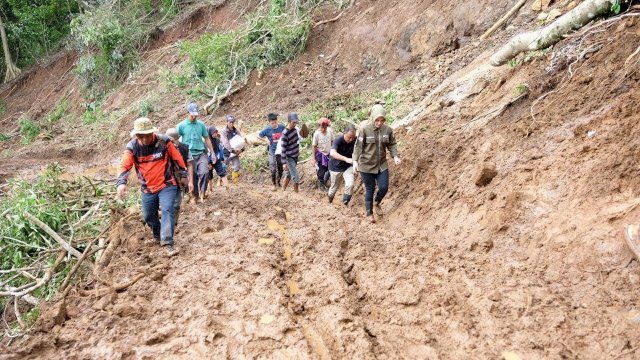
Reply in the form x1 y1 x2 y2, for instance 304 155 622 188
116 117 188 256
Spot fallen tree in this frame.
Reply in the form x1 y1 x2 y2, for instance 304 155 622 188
490 0 614 66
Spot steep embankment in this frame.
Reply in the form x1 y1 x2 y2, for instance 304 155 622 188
2 1 640 359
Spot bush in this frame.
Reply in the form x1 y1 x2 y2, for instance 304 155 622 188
47 99 69 124
19 117 40 144
180 7 312 98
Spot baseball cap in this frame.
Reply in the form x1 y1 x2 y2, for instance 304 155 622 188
319 117 330 126
226 115 236 123
187 103 199 116
287 112 299 122
267 112 278 121
207 126 218 137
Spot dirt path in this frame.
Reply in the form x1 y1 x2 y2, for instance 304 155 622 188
2 179 637 359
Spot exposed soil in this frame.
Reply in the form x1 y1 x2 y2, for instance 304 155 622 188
2 0 640 359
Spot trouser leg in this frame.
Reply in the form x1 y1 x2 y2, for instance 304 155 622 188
342 166 355 205
360 172 377 215
328 170 343 198
141 191 160 239
374 169 390 204
286 157 300 184
158 185 177 246
195 154 209 197
173 187 182 226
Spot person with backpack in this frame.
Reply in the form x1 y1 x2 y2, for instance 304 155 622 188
220 115 243 184
166 128 194 227
352 104 401 223
311 117 334 192
207 126 229 190
327 125 356 205
116 118 188 256
280 112 301 192
259 112 285 191
177 103 215 203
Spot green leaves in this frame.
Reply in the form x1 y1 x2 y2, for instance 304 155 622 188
611 0 621 14
19 117 40 144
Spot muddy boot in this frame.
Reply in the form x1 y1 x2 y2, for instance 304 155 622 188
342 194 352 206
327 193 335 204
374 202 383 217
163 244 179 257
283 177 291 191
271 175 277 192
276 175 282 188
365 201 375 223
293 183 299 193
231 171 240 184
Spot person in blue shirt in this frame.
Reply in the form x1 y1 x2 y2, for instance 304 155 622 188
176 103 215 203
258 112 285 191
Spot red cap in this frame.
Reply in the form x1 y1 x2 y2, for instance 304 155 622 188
319 117 331 126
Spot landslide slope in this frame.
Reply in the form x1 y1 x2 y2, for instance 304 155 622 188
1 1 640 359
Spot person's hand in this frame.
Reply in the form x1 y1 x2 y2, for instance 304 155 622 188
116 184 127 200
353 161 359 172
394 156 401 165
346 158 353 165
211 157 217 164
283 163 289 171
180 177 189 187
188 182 194 193
314 163 319 171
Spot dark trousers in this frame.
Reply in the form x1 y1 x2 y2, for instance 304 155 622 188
360 169 389 215
315 151 330 184
141 185 177 245
192 153 209 197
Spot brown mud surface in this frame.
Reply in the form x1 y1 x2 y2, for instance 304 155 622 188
1 0 640 359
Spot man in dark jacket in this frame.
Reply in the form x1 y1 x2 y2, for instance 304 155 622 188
353 105 401 223
259 112 286 191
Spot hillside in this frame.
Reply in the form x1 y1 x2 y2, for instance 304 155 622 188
1 0 640 359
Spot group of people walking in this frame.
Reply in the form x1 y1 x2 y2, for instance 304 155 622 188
115 102 400 255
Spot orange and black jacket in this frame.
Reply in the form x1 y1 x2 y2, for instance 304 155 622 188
117 134 188 194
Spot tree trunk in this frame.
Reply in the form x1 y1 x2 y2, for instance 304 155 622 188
490 0 613 66
0 14 20 83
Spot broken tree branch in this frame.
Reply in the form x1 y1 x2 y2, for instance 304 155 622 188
314 11 344 28
491 0 614 66
0 250 66 301
24 212 83 260
480 0 527 41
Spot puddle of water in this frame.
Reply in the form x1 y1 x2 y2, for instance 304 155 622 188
258 238 274 245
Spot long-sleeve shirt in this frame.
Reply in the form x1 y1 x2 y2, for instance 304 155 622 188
352 124 398 174
117 134 187 194
280 127 300 162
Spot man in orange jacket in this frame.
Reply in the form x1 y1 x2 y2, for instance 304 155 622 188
116 118 188 256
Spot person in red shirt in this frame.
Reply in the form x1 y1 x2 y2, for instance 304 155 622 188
116 118 188 256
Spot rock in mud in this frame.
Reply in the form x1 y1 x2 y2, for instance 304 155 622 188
35 300 68 332
474 162 497 187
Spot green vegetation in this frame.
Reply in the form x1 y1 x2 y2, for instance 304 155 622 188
19 117 40 144
514 83 529 97
0 133 9 141
47 98 70 125
0 164 131 332
139 98 155 116
0 0 80 72
179 6 312 100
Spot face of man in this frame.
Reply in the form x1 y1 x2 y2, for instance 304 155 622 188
136 133 155 146
188 114 197 122
343 130 356 143
270 119 278 129
227 121 235 130
320 124 328 133
287 120 297 130
374 116 385 129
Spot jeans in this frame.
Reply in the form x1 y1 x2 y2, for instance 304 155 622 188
360 169 389 215
328 166 354 199
285 157 300 184
141 185 177 245
192 153 209 197
268 152 284 183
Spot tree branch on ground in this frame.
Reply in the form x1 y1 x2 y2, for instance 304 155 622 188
491 0 614 66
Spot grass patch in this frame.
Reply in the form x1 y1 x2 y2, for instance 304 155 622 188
19 117 40 144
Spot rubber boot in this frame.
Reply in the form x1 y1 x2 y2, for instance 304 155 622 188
231 171 240 184
365 201 376 223
293 183 299 193
342 194 352 206
271 175 277 192
283 177 291 191
276 175 282 188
